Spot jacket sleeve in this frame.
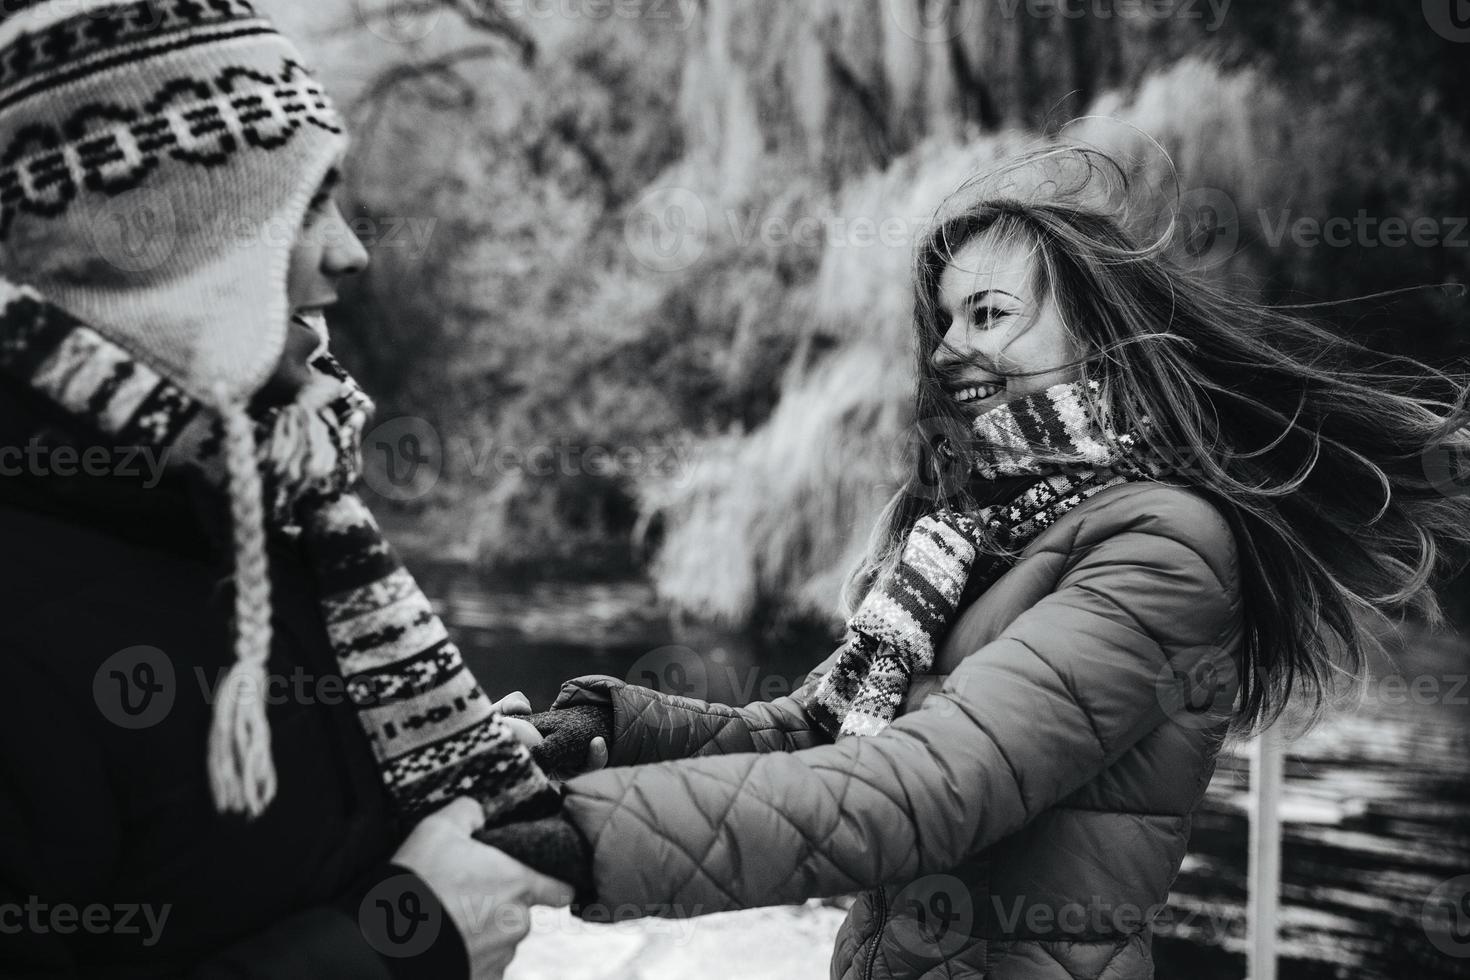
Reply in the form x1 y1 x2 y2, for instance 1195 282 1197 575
560 506 1242 915
548 648 846 763
0 636 468 980
184 863 468 980
0 862 467 980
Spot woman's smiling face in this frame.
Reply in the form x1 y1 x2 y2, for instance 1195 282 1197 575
931 229 1083 417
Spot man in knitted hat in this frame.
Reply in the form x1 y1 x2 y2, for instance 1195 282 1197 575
0 2 575 976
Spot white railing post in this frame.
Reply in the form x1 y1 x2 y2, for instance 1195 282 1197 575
1246 724 1285 980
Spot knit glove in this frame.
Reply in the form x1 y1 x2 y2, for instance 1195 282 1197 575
525 705 612 780
474 813 596 906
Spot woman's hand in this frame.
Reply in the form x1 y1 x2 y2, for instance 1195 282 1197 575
493 692 608 778
393 797 574 979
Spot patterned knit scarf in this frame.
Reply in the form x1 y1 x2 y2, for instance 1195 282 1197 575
0 285 559 828
801 379 1170 739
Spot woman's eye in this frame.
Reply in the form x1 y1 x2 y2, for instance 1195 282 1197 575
969 306 1011 328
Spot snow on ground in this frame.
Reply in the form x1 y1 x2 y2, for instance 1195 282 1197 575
507 900 849 980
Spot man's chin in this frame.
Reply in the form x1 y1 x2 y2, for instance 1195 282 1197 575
292 310 331 356
254 316 332 409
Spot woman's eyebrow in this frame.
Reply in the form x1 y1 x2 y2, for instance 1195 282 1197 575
960 288 1021 308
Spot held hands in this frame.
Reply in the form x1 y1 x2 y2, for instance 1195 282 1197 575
490 692 548 758
385 688 610 977
448 692 606 912
491 691 610 779
393 797 574 980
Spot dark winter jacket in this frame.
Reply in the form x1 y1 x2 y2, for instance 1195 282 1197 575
0 392 469 979
554 481 1244 979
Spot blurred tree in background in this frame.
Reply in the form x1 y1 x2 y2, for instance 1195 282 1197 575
269 0 1470 623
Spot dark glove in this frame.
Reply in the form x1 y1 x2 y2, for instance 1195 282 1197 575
526 704 612 779
474 813 596 906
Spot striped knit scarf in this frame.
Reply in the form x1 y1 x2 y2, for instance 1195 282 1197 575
802 379 1170 739
0 286 559 828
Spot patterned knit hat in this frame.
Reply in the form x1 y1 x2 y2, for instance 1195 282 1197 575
0 1 348 814
0 0 346 404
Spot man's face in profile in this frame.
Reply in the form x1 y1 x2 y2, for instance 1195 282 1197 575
258 168 369 407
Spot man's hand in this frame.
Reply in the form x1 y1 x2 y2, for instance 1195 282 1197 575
493 691 607 775
491 691 545 755
393 797 574 979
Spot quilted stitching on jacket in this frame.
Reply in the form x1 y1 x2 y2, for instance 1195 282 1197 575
563 484 1241 979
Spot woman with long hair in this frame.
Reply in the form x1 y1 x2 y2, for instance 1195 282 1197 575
483 146 1470 979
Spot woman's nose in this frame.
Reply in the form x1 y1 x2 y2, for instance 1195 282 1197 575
930 319 974 372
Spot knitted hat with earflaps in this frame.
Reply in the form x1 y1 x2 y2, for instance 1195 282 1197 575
0 0 348 815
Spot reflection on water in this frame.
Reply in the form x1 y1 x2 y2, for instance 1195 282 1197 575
413 561 1470 980
1166 625 1470 979
413 565 836 710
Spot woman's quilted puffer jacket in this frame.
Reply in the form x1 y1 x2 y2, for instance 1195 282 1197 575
555 482 1244 979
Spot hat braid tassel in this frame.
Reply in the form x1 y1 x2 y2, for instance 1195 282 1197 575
207 391 278 817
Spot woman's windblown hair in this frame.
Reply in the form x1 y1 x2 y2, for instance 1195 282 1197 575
852 143 1470 732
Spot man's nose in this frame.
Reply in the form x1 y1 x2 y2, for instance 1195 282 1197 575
324 218 370 279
